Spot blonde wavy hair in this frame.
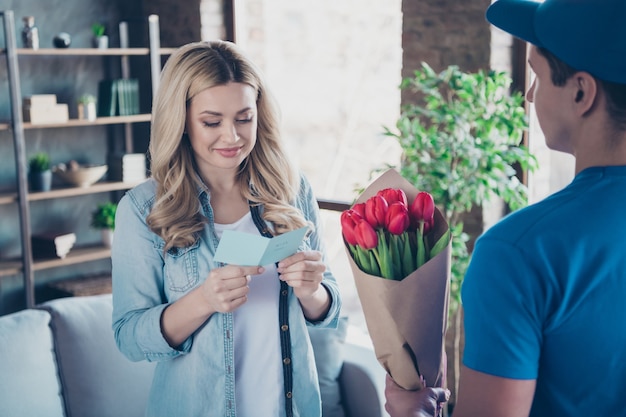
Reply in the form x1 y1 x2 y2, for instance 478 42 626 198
147 41 308 251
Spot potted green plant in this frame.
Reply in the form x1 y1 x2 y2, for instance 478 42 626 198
28 152 52 192
77 94 97 121
91 202 117 248
91 23 108 49
381 62 538 412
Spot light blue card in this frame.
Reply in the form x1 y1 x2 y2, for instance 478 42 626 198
214 226 309 266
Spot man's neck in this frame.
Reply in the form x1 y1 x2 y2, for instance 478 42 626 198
574 128 626 174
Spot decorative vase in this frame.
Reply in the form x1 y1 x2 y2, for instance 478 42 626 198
28 170 52 192
21 16 39 49
101 229 114 248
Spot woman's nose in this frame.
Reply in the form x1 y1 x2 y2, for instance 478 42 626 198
223 124 239 142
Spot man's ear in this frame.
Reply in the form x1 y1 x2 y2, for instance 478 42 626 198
573 72 597 116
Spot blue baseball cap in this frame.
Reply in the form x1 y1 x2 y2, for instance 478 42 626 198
486 0 626 84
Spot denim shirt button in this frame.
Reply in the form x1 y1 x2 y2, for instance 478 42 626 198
286 392 292 399
283 357 291 365
281 290 288 296
281 324 288 331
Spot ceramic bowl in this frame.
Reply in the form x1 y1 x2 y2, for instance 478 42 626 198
53 164 108 188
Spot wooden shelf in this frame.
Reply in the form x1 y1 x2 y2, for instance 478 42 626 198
0 114 151 131
0 180 144 205
0 259 22 278
0 12 165 309
1 246 111 278
0 47 176 56
28 180 145 201
48 274 112 297
0 192 17 205
33 245 111 271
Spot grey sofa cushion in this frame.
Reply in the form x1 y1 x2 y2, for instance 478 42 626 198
0 309 65 417
39 294 155 417
308 316 349 417
339 342 387 417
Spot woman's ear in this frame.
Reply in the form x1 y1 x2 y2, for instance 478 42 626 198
573 72 598 116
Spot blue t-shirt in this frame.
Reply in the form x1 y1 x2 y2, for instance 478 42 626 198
462 166 626 416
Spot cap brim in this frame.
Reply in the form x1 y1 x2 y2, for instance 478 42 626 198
486 0 543 47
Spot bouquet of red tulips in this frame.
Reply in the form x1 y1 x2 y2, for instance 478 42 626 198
341 186 449 281
342 169 451 391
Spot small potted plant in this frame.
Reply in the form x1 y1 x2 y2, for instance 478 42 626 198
28 152 52 192
91 23 108 49
91 201 117 248
77 94 97 121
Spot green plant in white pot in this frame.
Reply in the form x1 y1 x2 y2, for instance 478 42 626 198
380 62 538 412
91 23 108 49
91 202 117 248
28 152 52 192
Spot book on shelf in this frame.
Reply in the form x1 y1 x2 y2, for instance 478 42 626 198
31 232 77 260
97 79 140 117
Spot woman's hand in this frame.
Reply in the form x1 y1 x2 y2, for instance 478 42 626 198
277 250 330 321
384 374 450 417
277 250 325 298
160 264 263 348
201 264 264 313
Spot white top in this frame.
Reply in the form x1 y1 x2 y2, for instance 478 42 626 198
214 212 284 416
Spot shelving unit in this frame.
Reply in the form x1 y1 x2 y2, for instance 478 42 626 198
0 10 173 308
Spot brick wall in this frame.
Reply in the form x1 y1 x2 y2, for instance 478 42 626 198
402 0 492 74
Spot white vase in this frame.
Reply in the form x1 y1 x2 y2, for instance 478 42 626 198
101 229 114 248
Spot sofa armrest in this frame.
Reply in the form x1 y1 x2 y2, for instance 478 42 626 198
339 342 389 417
38 294 155 417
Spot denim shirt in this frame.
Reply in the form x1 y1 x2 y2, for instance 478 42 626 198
111 174 341 417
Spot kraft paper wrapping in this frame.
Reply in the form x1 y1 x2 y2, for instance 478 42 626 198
346 169 451 390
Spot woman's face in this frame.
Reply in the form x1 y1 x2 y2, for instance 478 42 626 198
185 82 258 178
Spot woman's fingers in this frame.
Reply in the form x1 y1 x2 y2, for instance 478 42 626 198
277 250 322 269
202 265 262 312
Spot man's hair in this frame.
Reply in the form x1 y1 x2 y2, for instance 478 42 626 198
538 47 626 131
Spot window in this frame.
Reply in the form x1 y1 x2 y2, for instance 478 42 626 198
234 0 403 342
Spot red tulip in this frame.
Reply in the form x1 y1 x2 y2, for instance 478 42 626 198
424 217 435 234
365 195 388 228
377 188 408 207
409 191 435 229
340 209 362 246
385 202 410 235
352 202 366 219
355 220 378 249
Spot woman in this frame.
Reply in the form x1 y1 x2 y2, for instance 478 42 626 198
112 40 341 417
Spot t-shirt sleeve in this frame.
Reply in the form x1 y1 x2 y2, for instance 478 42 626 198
461 236 544 380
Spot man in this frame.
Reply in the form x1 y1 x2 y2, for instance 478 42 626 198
384 0 626 416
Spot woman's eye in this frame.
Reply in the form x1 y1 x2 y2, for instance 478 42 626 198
236 118 253 124
203 121 220 127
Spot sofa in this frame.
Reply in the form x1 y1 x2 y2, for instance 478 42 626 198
0 294 388 417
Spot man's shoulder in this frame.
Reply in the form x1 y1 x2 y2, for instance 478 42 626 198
480 194 567 244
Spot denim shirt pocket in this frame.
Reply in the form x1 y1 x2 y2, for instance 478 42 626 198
162 240 201 293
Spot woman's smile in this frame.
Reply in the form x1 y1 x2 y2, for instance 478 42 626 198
214 146 244 158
